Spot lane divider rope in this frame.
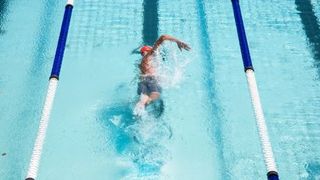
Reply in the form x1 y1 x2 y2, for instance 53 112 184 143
25 1 74 180
231 0 279 179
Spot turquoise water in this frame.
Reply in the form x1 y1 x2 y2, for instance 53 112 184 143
1 0 320 179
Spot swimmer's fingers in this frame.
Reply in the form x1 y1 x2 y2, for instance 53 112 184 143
177 41 191 51
184 43 191 51
177 41 183 51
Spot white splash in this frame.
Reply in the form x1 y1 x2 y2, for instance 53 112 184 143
153 43 190 88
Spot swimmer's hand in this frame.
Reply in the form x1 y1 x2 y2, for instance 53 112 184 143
177 41 191 51
131 47 141 54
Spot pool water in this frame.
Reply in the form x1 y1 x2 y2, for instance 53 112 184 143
1 0 320 179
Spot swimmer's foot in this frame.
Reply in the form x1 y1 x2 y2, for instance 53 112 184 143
133 103 146 117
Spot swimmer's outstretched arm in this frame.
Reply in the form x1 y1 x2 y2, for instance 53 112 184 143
151 34 191 53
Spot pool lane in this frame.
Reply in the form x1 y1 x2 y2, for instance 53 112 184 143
214 0 320 179
1 0 319 179
295 0 320 74
0 0 64 179
196 0 228 179
37 0 145 179
158 0 221 179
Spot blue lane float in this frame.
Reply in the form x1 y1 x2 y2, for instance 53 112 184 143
26 1 74 180
230 0 280 180
51 4 73 79
231 0 253 71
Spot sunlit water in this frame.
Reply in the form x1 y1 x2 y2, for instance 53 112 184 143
1 0 320 179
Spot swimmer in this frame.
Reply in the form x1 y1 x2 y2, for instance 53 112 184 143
134 35 191 116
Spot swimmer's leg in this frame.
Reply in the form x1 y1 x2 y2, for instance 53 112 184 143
133 94 150 116
147 92 160 104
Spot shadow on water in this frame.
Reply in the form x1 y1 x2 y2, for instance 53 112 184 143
0 0 8 34
143 0 159 45
295 0 320 76
305 161 320 180
196 0 229 179
97 86 171 178
99 102 136 153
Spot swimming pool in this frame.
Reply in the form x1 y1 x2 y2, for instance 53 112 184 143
1 0 320 179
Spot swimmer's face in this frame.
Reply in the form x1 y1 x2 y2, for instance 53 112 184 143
140 46 152 56
141 51 149 56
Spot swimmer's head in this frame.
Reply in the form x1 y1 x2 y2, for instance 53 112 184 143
140 46 152 56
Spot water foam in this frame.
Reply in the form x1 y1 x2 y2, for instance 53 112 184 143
153 43 190 88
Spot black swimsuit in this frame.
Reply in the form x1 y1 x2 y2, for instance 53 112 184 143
137 76 162 95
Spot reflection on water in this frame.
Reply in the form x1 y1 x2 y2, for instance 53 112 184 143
98 97 172 178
